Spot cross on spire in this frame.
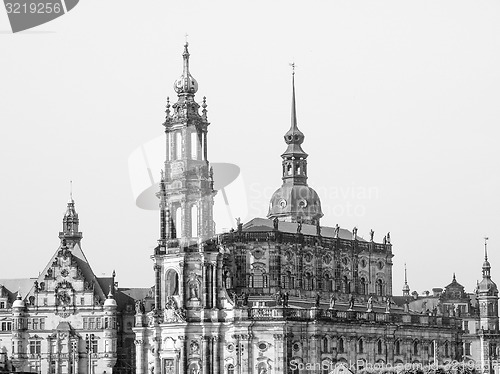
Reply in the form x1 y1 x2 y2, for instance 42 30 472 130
184 33 189 45
484 236 489 260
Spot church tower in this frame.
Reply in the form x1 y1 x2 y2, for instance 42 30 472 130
159 42 215 246
134 43 222 374
267 67 323 225
478 238 498 330
58 190 82 245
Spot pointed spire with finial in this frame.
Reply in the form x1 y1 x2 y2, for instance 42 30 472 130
282 63 306 158
173 41 198 96
483 236 491 278
403 263 410 296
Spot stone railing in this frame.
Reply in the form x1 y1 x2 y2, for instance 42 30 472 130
248 307 460 329
219 231 390 253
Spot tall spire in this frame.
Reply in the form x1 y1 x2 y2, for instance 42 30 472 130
402 263 410 296
267 65 323 225
173 42 198 96
483 237 491 278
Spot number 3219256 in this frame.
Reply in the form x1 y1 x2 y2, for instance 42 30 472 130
5 2 62 14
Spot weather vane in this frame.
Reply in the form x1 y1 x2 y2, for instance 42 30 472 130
289 62 296 75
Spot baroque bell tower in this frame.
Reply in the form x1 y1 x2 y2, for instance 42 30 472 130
158 42 216 246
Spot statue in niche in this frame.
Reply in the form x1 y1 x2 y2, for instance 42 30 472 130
136 300 145 314
282 292 289 307
223 269 232 289
329 294 336 309
385 297 392 313
314 293 321 308
188 281 199 300
242 292 249 306
275 291 283 306
348 294 355 310
367 296 373 312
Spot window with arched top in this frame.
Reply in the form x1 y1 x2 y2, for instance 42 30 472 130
444 342 449 357
358 339 364 353
359 278 367 295
284 271 293 289
191 205 198 238
338 338 344 353
322 337 328 353
304 272 313 291
343 276 349 293
175 206 182 237
227 364 234 374
165 270 179 296
413 341 418 355
378 340 383 355
395 340 401 355
175 132 182 159
376 279 384 296
324 274 332 292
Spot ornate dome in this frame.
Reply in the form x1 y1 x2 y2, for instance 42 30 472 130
478 276 498 295
268 184 323 225
12 294 25 308
173 43 198 95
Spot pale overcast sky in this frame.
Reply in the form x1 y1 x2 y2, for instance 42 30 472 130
0 1 499 294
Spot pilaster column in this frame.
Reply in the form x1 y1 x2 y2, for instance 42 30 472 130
241 334 251 374
274 334 285 373
178 336 186 374
212 262 217 309
179 261 185 308
202 263 208 309
154 337 161 374
202 335 210 374
212 335 221 374
310 335 320 373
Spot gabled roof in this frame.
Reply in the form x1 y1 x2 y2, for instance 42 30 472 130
0 278 37 301
242 217 367 241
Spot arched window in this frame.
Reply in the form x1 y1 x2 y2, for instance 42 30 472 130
430 341 435 356
376 279 384 296
343 276 349 293
413 341 418 355
322 337 328 353
304 272 313 291
175 206 182 237
253 268 264 288
175 132 182 159
378 340 383 355
444 342 449 357
395 340 401 355
324 274 332 292
191 132 198 160
358 339 364 353
284 271 293 289
338 338 344 353
359 278 367 295
227 364 234 374
165 270 179 296
191 205 198 238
